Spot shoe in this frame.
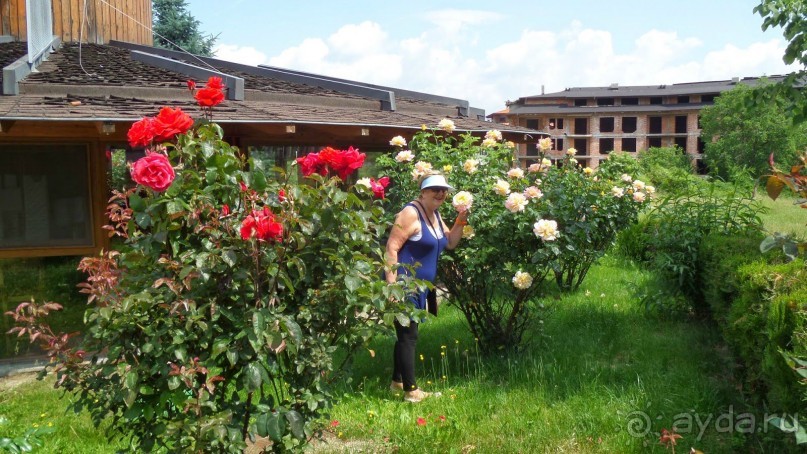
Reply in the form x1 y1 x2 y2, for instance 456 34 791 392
390 381 404 395
404 388 441 403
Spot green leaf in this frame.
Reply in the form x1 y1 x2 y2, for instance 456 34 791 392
221 250 237 268
245 362 262 391
211 338 229 359
280 316 303 346
265 411 284 442
345 274 362 292
285 410 305 439
226 350 238 367
125 371 138 390
129 193 145 211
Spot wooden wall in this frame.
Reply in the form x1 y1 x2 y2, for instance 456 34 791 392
0 0 152 45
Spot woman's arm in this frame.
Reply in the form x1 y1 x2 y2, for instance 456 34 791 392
385 206 419 283
444 208 469 250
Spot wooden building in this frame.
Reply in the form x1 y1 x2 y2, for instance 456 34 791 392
0 0 540 258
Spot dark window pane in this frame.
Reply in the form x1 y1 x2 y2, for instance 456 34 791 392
621 97 639 105
600 117 614 133
599 138 614 154
649 116 662 133
574 118 588 134
622 138 637 152
574 99 587 107
649 97 663 105
0 144 92 248
675 115 688 133
622 116 637 133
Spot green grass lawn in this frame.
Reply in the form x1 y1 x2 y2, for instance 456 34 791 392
757 194 805 238
2 255 791 453
0 254 798 452
324 256 773 453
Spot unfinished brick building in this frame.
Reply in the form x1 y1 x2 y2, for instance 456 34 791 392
492 76 786 170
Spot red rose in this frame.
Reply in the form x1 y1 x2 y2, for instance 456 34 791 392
152 107 194 142
131 152 175 192
370 176 390 199
221 204 230 217
127 117 156 148
296 152 327 177
187 80 196 91
240 207 283 242
278 189 286 202
206 76 224 90
319 146 366 180
195 87 225 107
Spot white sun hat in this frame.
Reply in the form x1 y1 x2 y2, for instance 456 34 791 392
420 174 454 191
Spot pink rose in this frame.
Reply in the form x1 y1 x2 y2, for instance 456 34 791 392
131 152 175 192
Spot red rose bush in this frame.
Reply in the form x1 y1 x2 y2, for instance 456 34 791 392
9 82 415 452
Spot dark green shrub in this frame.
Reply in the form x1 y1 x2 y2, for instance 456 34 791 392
618 183 763 306
636 146 696 193
728 260 806 412
595 151 641 182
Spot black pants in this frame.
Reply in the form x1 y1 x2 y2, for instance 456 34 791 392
392 320 419 392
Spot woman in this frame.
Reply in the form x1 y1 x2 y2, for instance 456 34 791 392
385 173 469 403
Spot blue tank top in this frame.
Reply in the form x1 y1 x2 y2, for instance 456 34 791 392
397 202 448 309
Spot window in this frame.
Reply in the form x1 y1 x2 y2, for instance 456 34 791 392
574 118 588 134
599 117 614 133
648 137 662 148
697 137 705 153
677 95 690 104
622 138 637 152
526 119 540 130
548 118 564 130
574 99 587 107
621 97 639 105
675 115 688 133
249 145 320 184
701 93 717 103
596 97 614 106
675 137 688 151
599 138 614 154
649 96 663 105
551 138 564 151
649 116 662 134
526 143 539 157
696 159 707 175
0 144 92 248
574 138 588 154
622 116 637 133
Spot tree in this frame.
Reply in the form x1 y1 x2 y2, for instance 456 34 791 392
153 0 217 56
754 0 807 122
700 82 807 183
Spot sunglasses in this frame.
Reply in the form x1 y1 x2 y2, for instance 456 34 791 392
426 187 448 193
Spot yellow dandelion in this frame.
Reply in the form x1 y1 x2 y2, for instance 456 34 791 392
455 339 459 344
47 422 53 427
32 423 39 428
419 354 424 361
442 375 447 380
421 124 427 130
441 345 447 349
441 352 445 356
427 380 432 385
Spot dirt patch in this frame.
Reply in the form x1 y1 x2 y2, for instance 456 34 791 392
0 371 39 393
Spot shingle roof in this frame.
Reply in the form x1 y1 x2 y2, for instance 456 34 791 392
519 76 788 100
1 41 538 136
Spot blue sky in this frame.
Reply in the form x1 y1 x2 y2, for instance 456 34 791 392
183 0 799 114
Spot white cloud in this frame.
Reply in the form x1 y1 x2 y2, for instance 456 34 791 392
261 15 797 117
213 44 269 66
328 21 387 56
269 38 330 72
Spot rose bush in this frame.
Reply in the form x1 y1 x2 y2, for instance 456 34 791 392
377 127 646 350
8 88 419 452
